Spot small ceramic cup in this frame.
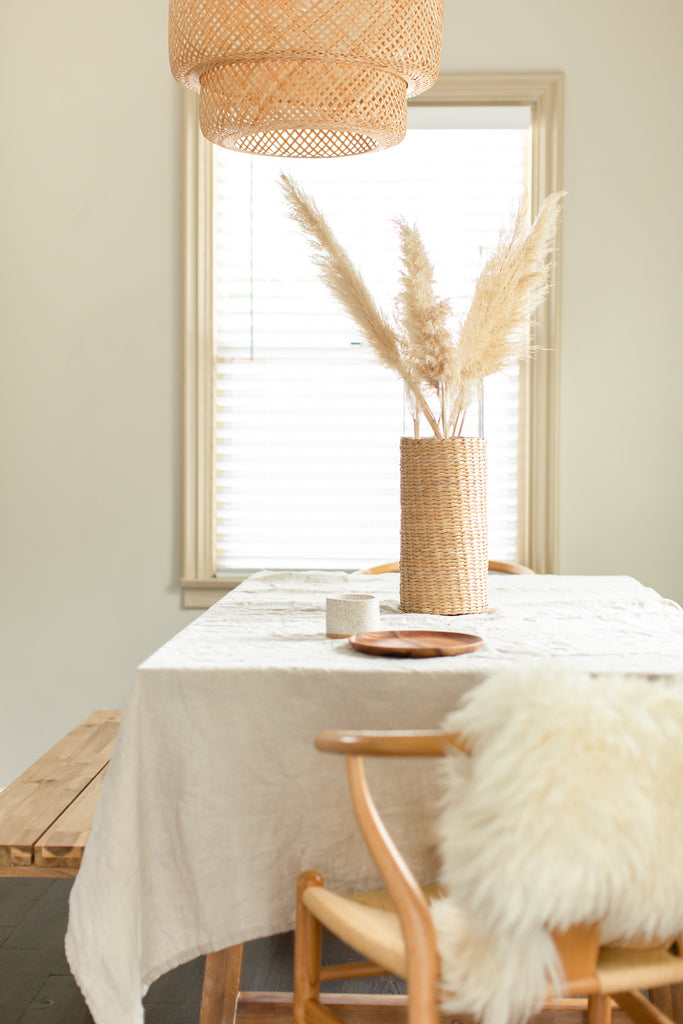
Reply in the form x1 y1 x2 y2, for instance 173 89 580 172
326 593 380 639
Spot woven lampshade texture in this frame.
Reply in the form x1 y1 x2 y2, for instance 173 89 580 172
399 437 488 616
169 0 443 158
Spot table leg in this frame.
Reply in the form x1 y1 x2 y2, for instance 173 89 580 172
651 985 683 1024
673 985 683 1024
200 944 244 1024
650 987 673 1020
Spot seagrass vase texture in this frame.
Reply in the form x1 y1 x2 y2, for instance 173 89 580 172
168 0 443 157
400 437 488 616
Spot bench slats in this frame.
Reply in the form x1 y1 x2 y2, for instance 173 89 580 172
35 763 109 869
0 711 121 870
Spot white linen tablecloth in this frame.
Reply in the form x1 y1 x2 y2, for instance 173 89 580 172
65 571 683 1024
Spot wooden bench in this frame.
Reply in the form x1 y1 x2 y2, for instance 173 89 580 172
0 710 246 1024
0 710 121 877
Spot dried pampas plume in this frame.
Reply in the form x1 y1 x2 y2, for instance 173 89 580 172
280 172 564 439
394 217 454 390
279 173 402 376
280 173 443 436
449 191 565 432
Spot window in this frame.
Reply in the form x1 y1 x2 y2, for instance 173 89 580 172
182 74 563 608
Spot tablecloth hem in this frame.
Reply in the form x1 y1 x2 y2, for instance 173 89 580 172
139 927 296 993
65 929 146 1024
67 920 303 1024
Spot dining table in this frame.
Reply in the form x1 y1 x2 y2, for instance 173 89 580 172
65 569 683 1024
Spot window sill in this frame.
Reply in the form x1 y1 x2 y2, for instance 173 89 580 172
181 577 242 609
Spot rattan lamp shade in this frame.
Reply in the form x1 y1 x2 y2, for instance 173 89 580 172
168 0 443 158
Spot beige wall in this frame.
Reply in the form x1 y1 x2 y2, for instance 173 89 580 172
439 0 683 602
1 0 682 784
0 0 197 785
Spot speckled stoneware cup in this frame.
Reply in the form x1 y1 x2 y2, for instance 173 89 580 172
326 593 380 639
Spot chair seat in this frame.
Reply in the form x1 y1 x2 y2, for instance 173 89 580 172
303 884 444 979
303 884 683 997
596 946 683 994
302 885 407 978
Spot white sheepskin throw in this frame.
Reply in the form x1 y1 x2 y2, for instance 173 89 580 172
432 664 683 1024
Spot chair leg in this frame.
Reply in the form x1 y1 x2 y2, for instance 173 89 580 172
199 944 244 1024
405 938 441 1024
294 871 324 1024
588 994 613 1024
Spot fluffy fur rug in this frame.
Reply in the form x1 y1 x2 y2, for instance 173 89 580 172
431 664 683 1024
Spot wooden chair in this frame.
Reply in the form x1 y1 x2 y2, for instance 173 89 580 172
294 726 683 1024
359 560 535 575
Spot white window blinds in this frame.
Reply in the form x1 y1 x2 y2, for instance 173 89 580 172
213 106 531 573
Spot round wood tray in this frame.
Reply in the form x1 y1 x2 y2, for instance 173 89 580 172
348 629 483 658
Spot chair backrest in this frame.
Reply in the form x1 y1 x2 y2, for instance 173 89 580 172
487 560 535 574
359 560 534 575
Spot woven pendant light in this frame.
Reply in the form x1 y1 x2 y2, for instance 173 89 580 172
169 0 443 158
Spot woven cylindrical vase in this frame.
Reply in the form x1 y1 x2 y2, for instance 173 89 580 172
399 437 488 615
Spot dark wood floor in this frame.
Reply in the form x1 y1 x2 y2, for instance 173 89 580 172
1 879 639 1024
0 878 405 1024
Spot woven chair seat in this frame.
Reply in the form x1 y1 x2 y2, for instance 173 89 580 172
305 885 683 997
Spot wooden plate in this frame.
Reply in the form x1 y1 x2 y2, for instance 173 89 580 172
348 630 483 658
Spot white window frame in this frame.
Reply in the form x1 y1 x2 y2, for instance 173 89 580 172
181 72 564 609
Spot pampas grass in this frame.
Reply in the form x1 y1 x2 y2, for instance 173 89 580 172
448 191 565 434
280 173 564 438
395 217 456 435
280 174 442 436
